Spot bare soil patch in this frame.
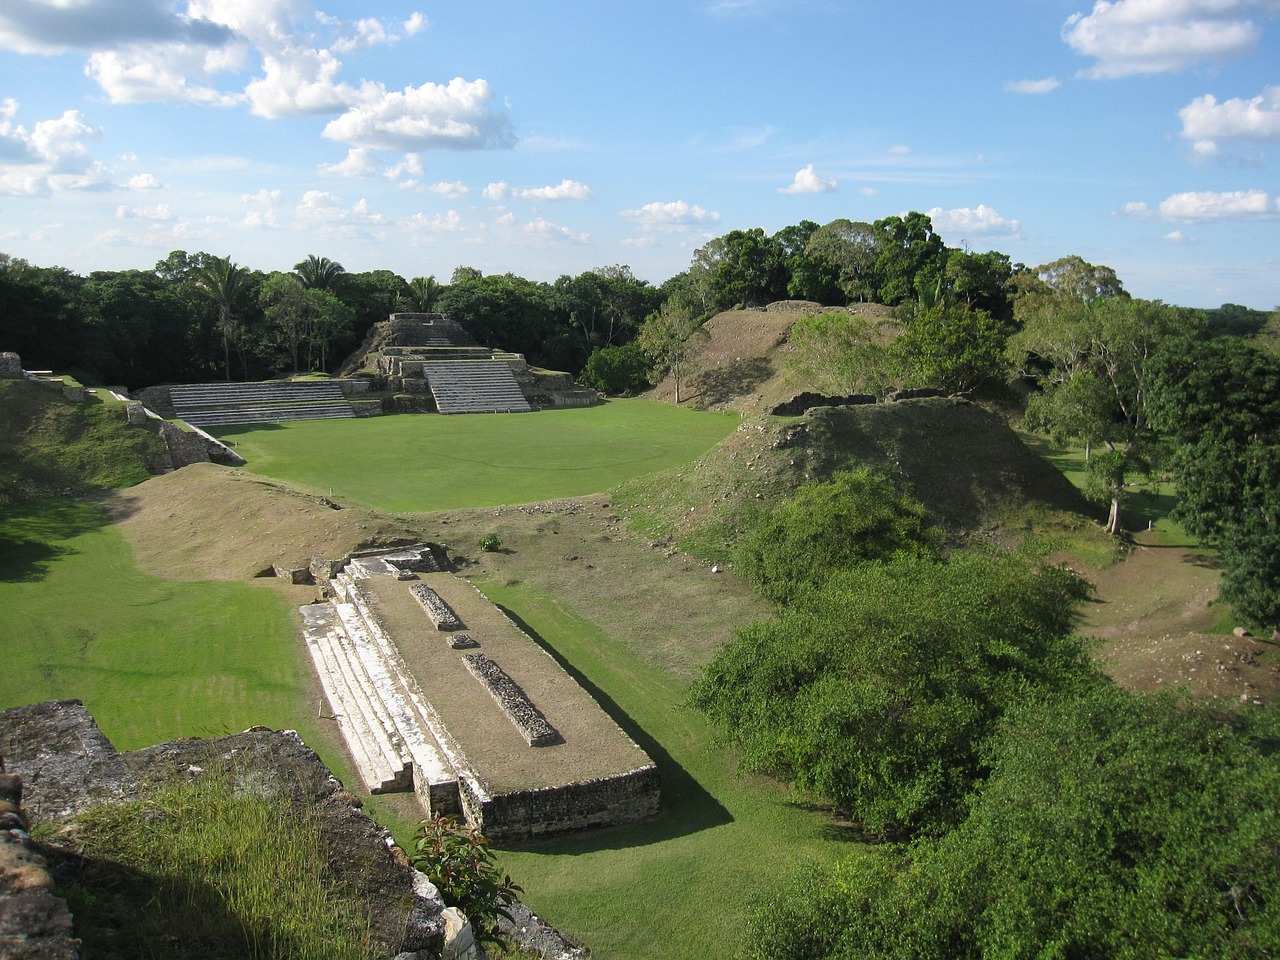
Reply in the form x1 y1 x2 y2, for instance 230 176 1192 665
1080 534 1279 705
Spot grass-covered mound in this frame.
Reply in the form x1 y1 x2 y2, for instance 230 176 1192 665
614 397 1104 564
0 380 164 503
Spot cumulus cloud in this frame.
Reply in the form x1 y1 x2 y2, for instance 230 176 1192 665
127 173 162 190
0 0 236 55
1063 0 1267 79
404 12 428 35
1179 85 1280 152
245 47 357 117
483 181 511 201
1158 188 1277 220
116 202 174 220
331 17 393 53
1004 77 1061 94
924 204 1022 237
319 146 381 177
778 164 837 195
859 186 880 197
407 210 464 232
240 187 282 228
429 180 469 199
0 102 113 196
514 179 592 201
294 189 389 239
522 217 589 244
1164 229 1188 241
1122 200 1153 217
619 200 720 229
322 77 515 151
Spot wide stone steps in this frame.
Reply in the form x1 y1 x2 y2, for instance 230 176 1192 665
425 361 532 414
172 381 346 404
300 604 411 794
177 402 356 426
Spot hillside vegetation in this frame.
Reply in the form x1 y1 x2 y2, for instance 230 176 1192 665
0 380 164 504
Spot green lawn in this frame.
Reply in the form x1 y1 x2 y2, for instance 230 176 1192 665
211 400 740 512
479 579 851 960
0 500 309 749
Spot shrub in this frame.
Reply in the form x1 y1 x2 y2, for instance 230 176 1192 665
479 534 502 552
410 815 522 950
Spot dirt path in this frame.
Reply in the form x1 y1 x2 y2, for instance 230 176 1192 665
1081 534 1277 705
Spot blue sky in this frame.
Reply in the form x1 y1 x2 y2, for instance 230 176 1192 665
1 0 1277 308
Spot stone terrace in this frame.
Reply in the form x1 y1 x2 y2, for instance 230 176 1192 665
300 547 658 841
170 380 357 427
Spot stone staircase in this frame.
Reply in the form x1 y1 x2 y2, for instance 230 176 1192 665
424 361 532 414
171 381 356 427
300 549 487 816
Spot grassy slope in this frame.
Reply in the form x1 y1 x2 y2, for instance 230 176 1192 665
210 400 740 512
0 380 164 503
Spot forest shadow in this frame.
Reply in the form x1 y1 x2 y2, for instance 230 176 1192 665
0 499 113 583
693 358 773 406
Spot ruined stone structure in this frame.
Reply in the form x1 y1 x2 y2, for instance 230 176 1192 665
342 313 599 413
300 546 659 842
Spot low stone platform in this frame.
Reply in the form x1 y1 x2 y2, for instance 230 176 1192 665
300 547 659 842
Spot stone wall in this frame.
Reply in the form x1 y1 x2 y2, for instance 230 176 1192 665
0 352 24 379
461 764 662 844
0 770 79 959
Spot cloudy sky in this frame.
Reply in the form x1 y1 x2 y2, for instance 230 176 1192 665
1 0 1277 308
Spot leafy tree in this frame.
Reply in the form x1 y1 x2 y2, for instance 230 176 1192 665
1027 253 1127 303
692 549 1094 836
746 686 1280 960
942 248 1013 320
871 212 947 305
786 311 898 397
1011 295 1200 534
553 265 659 358
636 300 706 403
407 275 441 312
733 468 941 603
580 342 650 394
1148 337 1280 629
192 255 250 381
894 302 1008 394
800 219 880 304
293 254 346 292
687 228 789 313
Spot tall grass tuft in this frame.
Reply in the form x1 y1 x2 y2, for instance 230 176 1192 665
48 767 375 960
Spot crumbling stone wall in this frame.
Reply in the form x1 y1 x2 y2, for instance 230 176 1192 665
0 770 79 960
0 352 24 379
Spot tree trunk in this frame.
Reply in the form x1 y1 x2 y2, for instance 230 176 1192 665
1105 496 1121 536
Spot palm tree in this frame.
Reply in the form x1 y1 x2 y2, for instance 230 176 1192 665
407 275 440 312
294 254 346 292
193 255 249 381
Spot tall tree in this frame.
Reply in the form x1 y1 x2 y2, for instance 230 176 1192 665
294 254 346 292
636 301 705 403
1011 295 1200 534
193 255 249 381
407 275 441 312
1148 338 1280 629
872 212 947 305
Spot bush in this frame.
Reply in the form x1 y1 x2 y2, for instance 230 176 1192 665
732 468 942 604
691 549 1096 837
410 815 522 950
580 342 651 394
479 534 502 552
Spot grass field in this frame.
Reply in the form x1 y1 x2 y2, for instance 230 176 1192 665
0 499 307 750
210 400 740 512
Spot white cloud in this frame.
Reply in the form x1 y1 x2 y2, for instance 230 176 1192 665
86 43 245 105
322 77 515 151
116 202 174 220
1122 200 1153 216
1179 85 1280 153
246 47 355 118
1158 188 1277 220
386 154 424 182
404 12 428 35
1004 77 1061 94
127 173 162 190
407 210 463 231
514 179 592 201
859 186 880 197
319 146 381 177
495 211 516 225
619 200 720 229
331 18 393 53
429 180 469 199
1063 0 1267 79
522 217 589 245
889 144 911 155
483 181 511 201
1165 229 1189 241
242 187 282 204
241 209 281 228
924 204 1022 238
621 235 657 248
294 189 389 238
0 103 113 196
778 164 837 195
0 0 236 55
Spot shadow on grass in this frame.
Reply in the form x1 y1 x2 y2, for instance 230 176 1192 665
494 603 733 853
0 499 114 583
693 357 774 407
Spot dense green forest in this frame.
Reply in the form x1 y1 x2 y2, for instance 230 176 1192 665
3 212 1272 393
